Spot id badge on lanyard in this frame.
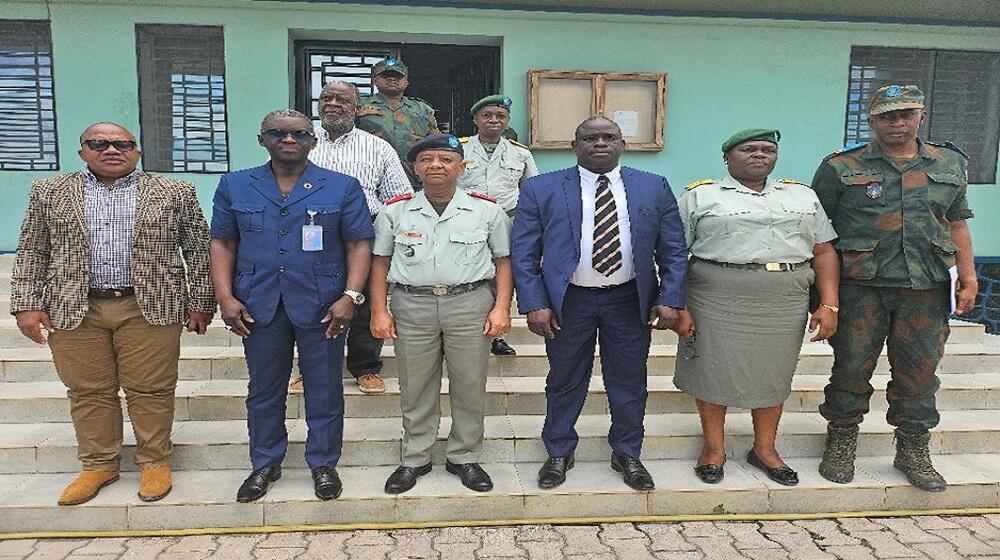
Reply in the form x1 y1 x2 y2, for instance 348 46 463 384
302 210 323 251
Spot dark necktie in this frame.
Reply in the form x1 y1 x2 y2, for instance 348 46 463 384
592 174 622 277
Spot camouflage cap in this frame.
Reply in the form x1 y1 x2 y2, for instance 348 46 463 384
371 57 408 77
721 128 781 153
471 94 512 115
406 133 464 162
868 85 924 115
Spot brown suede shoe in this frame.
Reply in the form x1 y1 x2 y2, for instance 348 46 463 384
288 376 304 393
58 470 119 506
357 373 386 394
138 464 173 502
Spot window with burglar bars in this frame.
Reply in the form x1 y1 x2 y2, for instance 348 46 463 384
295 42 396 125
136 24 229 173
845 46 1000 183
0 20 58 171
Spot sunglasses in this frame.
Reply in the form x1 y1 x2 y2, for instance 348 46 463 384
261 129 315 142
81 139 138 152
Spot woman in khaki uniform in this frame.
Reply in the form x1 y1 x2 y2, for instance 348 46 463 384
673 129 840 486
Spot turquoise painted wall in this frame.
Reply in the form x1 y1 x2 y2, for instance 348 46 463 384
4 0 1000 252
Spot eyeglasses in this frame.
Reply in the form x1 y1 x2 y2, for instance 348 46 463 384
261 129 315 142
81 139 137 152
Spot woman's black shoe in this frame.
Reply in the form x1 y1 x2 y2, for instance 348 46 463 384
694 463 725 484
746 449 798 486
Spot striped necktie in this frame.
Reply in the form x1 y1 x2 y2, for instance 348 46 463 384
592 174 622 276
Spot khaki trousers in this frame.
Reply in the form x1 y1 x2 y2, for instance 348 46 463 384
48 296 182 470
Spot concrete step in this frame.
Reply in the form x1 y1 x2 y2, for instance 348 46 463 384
1 453 998 532
4 373 999 424
3 341 1000 382
2 409 998 474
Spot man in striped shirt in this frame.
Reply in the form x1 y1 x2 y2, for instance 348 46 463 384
295 80 412 395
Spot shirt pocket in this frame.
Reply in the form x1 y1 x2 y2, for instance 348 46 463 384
498 157 526 185
308 204 341 233
449 230 489 264
926 172 964 215
835 238 879 280
839 171 887 207
394 232 431 262
234 204 265 232
776 199 818 236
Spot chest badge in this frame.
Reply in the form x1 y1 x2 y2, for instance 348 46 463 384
865 183 883 199
303 182 313 190
403 246 416 257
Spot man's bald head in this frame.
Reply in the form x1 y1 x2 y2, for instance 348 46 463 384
80 122 135 144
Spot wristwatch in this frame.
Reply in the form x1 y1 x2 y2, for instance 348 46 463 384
820 303 840 313
343 290 366 306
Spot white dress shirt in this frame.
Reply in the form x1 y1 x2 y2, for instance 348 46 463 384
570 165 635 287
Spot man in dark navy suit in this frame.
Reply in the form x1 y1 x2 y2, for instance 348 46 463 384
209 110 374 503
512 116 687 491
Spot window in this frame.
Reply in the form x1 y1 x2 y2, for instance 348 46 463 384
0 20 58 171
136 24 229 173
845 46 1000 183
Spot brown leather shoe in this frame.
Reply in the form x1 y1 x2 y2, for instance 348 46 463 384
288 376 304 393
138 464 173 502
357 373 386 394
58 470 119 506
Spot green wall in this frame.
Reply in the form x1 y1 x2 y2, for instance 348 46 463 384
4 0 1000 252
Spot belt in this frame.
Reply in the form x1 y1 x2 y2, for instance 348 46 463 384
88 287 135 299
395 280 490 296
569 279 636 291
691 256 809 272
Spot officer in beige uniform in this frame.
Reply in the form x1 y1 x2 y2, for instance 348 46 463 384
458 94 538 357
370 133 513 495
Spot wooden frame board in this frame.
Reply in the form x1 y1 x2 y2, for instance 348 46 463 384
528 70 666 151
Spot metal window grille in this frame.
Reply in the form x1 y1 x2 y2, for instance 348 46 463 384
0 20 58 171
137 24 229 173
845 46 1000 183
295 42 395 125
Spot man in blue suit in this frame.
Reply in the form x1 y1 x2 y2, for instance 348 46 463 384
209 110 374 502
512 116 687 491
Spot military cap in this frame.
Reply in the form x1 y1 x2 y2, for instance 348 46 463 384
868 84 924 115
406 133 464 162
721 128 781 153
471 94 512 115
371 57 408 77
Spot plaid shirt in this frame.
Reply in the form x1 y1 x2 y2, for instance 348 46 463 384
82 168 138 288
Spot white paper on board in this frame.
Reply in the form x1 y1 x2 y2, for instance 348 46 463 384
949 265 958 314
612 110 639 137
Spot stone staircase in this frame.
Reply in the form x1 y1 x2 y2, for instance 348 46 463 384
1 253 999 533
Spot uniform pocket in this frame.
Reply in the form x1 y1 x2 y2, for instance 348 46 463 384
308 204 341 232
313 262 344 305
835 238 879 280
450 230 489 264
394 232 430 262
234 261 256 301
926 172 963 215
234 204 265 232
840 172 887 207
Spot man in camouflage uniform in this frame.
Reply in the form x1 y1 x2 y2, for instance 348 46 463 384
811 85 977 492
357 57 439 189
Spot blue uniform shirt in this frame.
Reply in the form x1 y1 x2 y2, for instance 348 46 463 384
210 162 374 328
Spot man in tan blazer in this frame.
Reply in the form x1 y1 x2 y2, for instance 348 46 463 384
11 122 215 505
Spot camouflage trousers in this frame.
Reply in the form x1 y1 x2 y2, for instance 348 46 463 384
820 284 950 433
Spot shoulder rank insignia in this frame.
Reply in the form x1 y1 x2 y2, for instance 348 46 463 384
469 191 497 203
827 142 867 159
458 136 470 143
385 193 413 205
357 107 381 117
685 179 714 190
509 139 530 150
778 179 810 187
928 140 969 159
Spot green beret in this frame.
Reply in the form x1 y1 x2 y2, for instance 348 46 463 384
868 84 924 115
471 94 512 115
371 57 408 77
721 128 781 153
407 133 464 162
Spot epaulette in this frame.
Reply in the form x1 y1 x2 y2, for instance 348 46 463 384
685 179 714 190
778 179 810 187
384 193 413 205
928 140 969 159
468 191 497 203
458 136 470 143
825 142 867 160
509 139 530 150
409 96 432 107
357 107 381 117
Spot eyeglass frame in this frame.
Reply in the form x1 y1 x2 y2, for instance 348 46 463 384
260 129 316 143
81 139 138 152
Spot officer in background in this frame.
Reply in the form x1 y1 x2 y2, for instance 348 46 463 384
357 57 439 189
458 94 539 357
370 133 513 495
811 85 977 493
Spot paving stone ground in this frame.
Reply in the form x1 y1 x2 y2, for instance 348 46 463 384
3 516 1000 559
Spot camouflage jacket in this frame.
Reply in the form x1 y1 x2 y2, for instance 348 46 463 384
356 93 439 161
810 139 973 289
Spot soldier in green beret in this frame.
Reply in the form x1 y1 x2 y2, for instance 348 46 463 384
811 84 977 492
457 94 539 356
357 57 439 190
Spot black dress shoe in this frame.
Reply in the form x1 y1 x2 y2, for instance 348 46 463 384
236 465 281 503
446 461 494 492
537 455 574 489
611 453 655 491
694 464 725 484
384 463 432 494
491 337 517 356
746 449 799 486
312 466 342 500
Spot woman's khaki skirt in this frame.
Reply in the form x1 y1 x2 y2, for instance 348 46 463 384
673 258 814 409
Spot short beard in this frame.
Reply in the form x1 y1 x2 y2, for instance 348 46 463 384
321 113 354 135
